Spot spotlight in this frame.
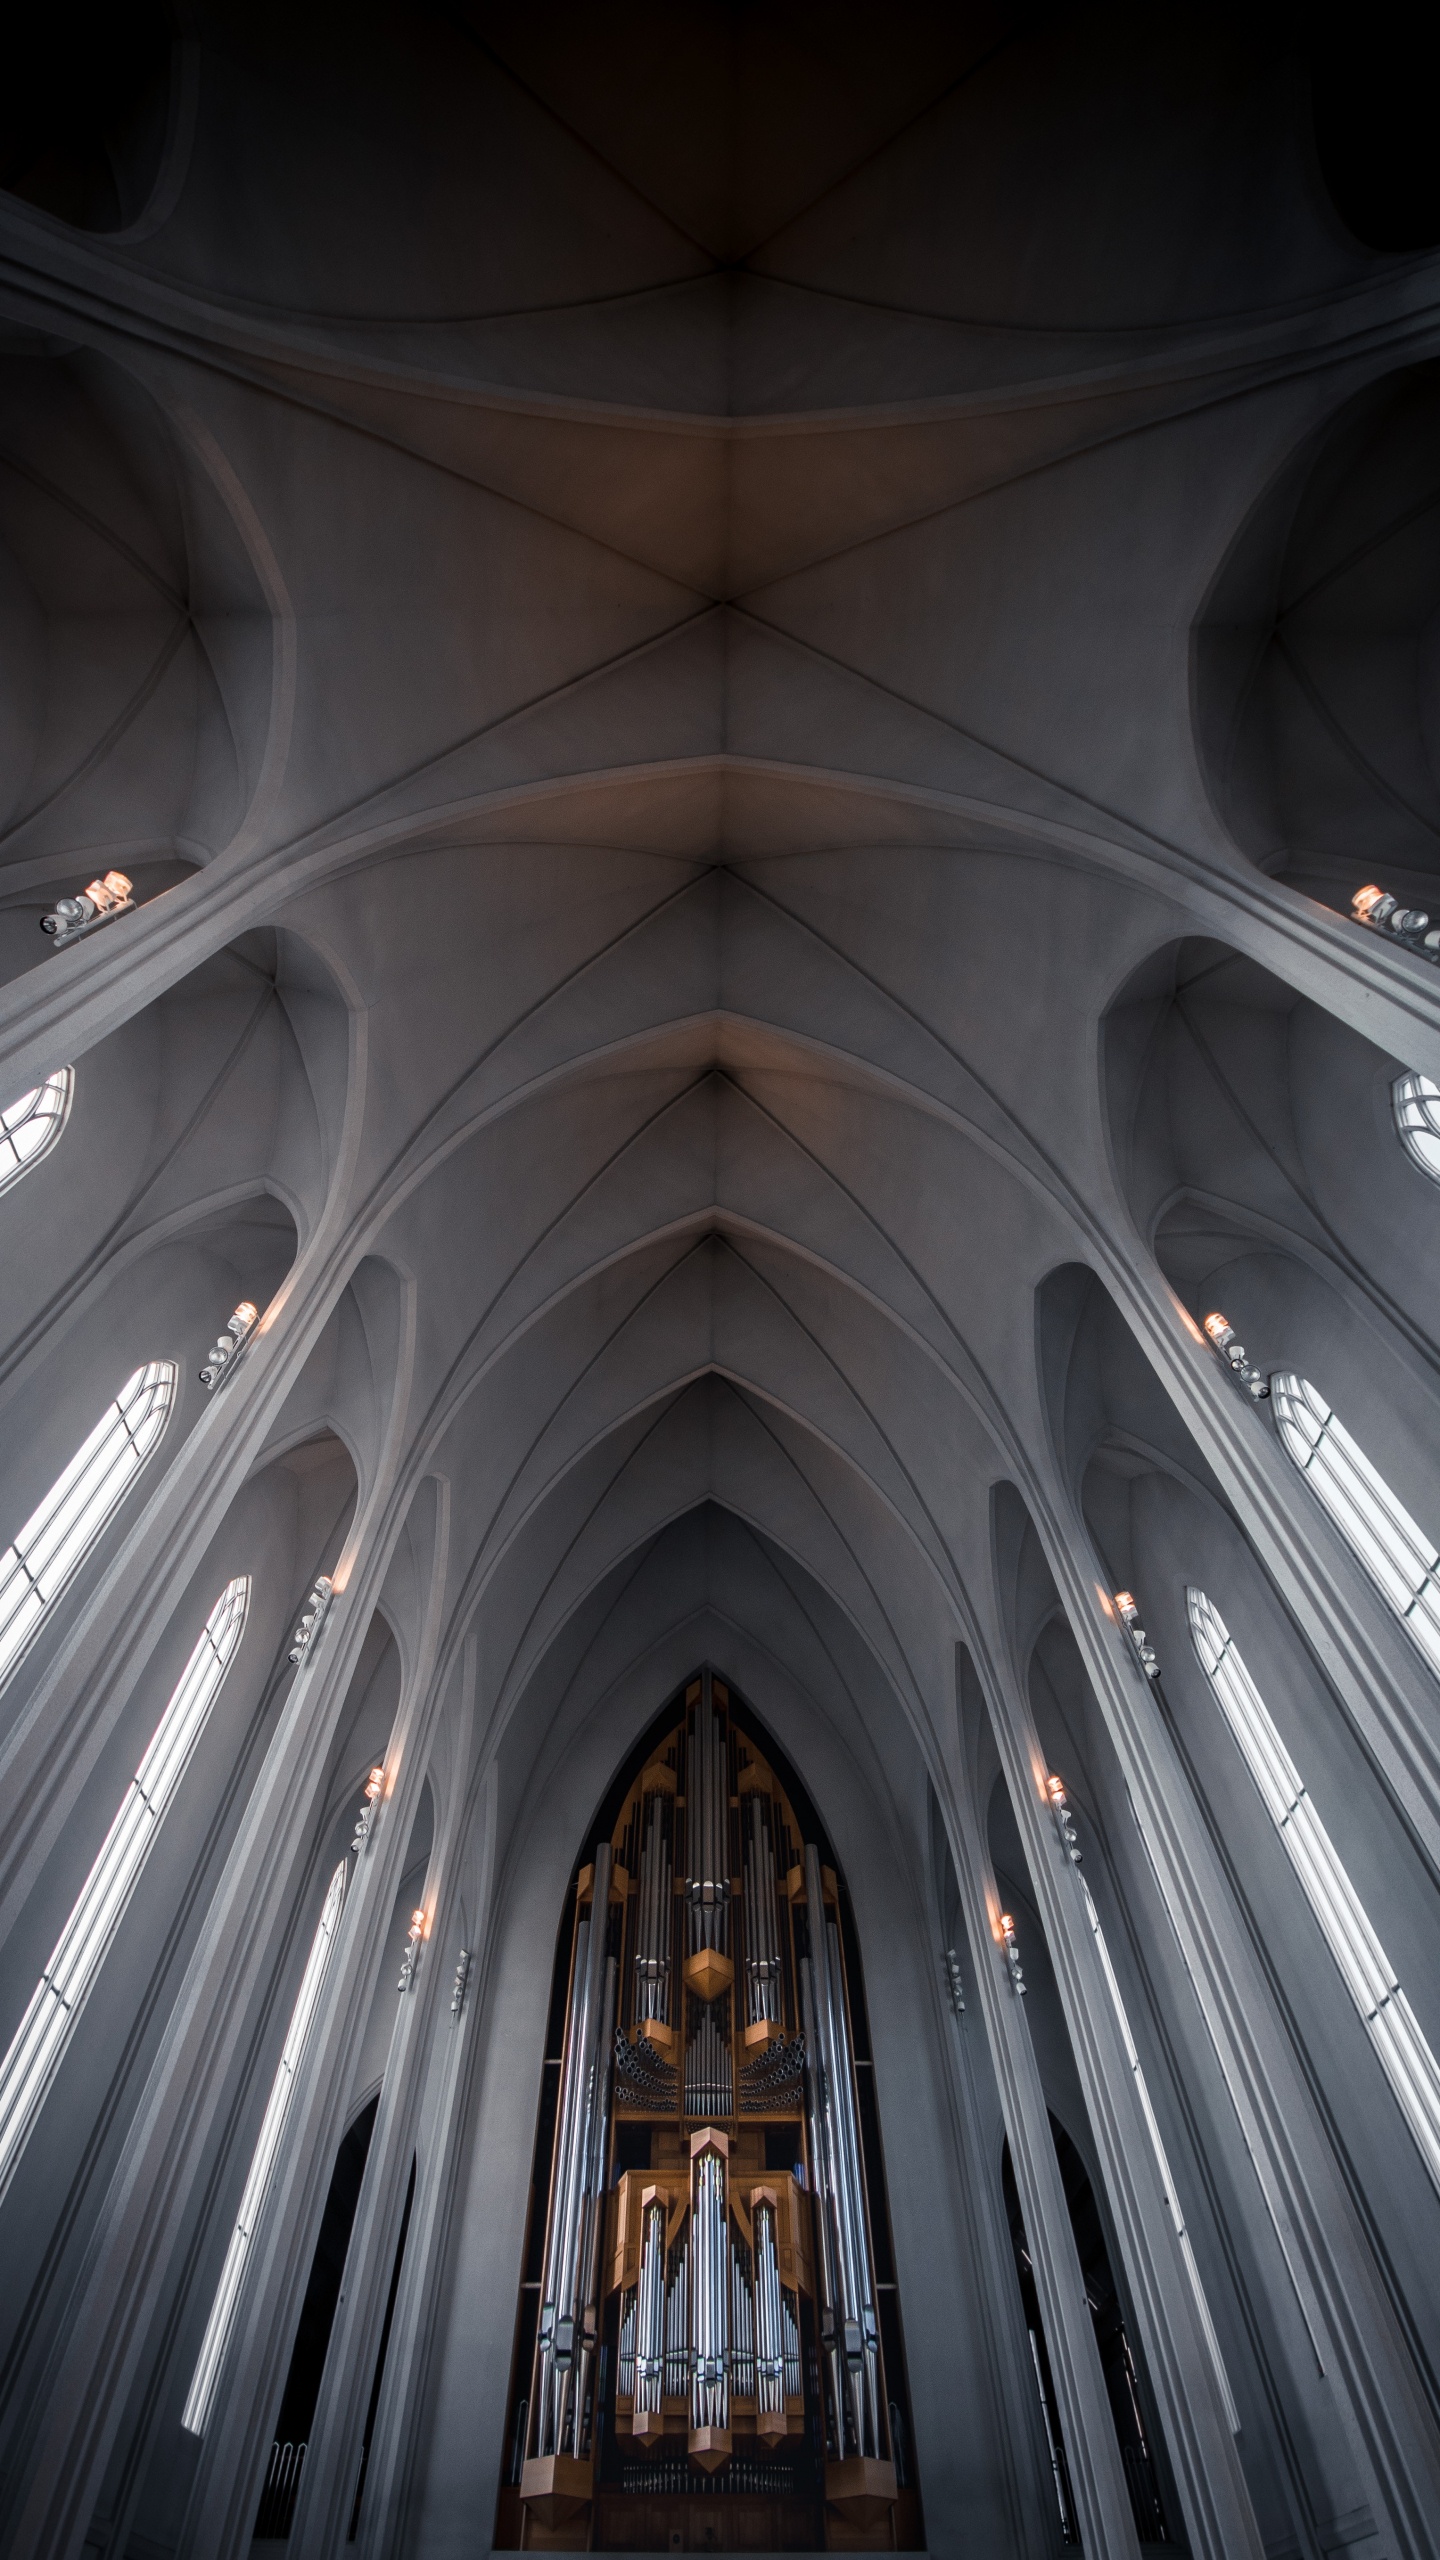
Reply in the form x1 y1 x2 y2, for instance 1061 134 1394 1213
997 1913 1026 1997
1114 1593 1160 1680
351 1766 385 1854
399 1907 427 1993
199 1302 258 1392
1203 1311 1270 1401
287 1576 333 1666
1352 884 1440 961
1047 1775 1083 1865
40 872 134 949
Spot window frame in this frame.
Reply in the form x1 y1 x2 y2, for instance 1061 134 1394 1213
0 1576 250 2200
1188 1585 1440 2188
0 1068 73 1200
0 1359 178 1692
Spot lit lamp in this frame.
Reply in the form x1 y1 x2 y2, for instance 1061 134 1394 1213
997 1912 1026 1996
199 1302 258 1392
1114 1592 1160 1680
40 871 135 948
398 1907 427 1993
1046 1775 1082 1865
1352 884 1440 963
1203 1311 1270 1401
351 1766 385 1854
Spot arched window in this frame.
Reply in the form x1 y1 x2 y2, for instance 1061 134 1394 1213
1188 1587 1440 2186
1392 1071 1440 1185
1270 1372 1440 1678
182 1859 348 2439
0 1068 73 1200
0 1577 249 2199
1079 1874 1238 2431
0 1359 178 1689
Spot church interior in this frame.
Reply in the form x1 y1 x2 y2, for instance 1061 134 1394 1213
3 9 1440 2557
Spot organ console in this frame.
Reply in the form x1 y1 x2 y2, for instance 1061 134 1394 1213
497 1673 915 2551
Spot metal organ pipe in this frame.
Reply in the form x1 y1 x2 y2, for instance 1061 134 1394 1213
691 2144 729 2436
687 1684 728 1954
533 1843 614 2459
803 1844 884 2462
634 2200 667 2428
753 2201 786 2427
634 1792 672 2028
743 1795 782 2027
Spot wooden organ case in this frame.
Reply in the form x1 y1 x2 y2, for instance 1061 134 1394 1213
495 1675 922 2553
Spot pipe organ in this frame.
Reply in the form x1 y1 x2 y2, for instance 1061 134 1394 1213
503 1674 913 2551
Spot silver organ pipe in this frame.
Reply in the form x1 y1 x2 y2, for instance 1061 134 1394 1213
686 1681 729 1956
665 2238 689 2400
533 1843 614 2459
742 1794 782 2027
634 2200 667 2428
634 1790 672 2029
684 2002 733 2118
753 2201 786 2427
803 1843 885 2462
691 2142 729 2438
731 2234 755 2401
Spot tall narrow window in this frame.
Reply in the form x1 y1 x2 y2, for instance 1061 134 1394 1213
0 1577 249 2200
1188 1587 1440 2187
0 1359 177 1689
1270 1372 1440 1678
183 1860 348 2439
0 1068 73 1200
1080 1876 1239 2432
1393 1071 1440 1184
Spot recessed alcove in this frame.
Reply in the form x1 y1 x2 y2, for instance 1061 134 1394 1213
986 1758 1177 2547
1100 936 1440 1542
0 337 278 984
1193 360 1440 899
1308 8 1440 254
1 4 172 233
1036 1257 1440 2388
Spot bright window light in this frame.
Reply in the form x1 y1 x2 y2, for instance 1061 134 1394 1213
1393 1071 1440 1184
1188 1587 1440 2189
1080 1874 1239 2431
0 1360 178 1690
182 1860 348 2438
1270 1372 1440 1678
0 1069 73 1200
0 1578 249 2201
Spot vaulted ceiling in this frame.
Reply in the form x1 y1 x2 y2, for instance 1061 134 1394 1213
1 3 1435 1803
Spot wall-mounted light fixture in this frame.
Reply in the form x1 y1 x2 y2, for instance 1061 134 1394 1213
399 1907 426 1993
351 1766 384 1854
1352 883 1440 962
1046 1775 1082 1865
40 871 134 949
451 1947 472 2019
199 1302 258 1392
1203 1311 1270 1401
998 1913 1026 1996
1114 1592 1160 1680
943 1946 965 2014
287 1577 333 1667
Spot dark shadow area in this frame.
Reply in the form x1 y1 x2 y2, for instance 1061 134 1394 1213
1 4 172 232
1194 362 1440 897
255 2095 379 2542
1309 8 1440 253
